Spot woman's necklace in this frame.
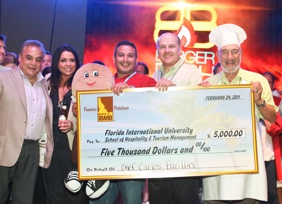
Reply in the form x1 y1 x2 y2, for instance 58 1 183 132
58 86 70 108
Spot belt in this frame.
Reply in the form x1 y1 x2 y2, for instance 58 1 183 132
23 139 38 144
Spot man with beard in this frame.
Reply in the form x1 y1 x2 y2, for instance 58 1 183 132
202 24 278 204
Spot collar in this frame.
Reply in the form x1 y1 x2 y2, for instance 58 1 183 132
114 71 136 79
19 68 44 84
221 68 246 85
159 58 184 79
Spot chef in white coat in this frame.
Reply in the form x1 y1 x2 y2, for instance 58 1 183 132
202 24 278 204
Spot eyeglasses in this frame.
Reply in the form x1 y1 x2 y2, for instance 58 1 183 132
219 49 241 57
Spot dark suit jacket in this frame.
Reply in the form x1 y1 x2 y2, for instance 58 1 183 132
0 68 53 168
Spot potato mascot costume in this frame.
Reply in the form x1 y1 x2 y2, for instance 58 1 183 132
65 63 114 199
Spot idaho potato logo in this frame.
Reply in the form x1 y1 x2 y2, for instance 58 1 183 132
98 96 113 122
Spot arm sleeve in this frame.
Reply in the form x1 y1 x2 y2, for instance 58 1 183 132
266 112 282 137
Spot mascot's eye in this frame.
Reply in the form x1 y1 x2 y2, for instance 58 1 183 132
83 72 89 78
93 71 98 77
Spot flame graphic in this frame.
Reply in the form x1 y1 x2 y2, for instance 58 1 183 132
176 18 197 48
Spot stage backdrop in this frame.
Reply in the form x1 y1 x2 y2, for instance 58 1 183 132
84 0 282 89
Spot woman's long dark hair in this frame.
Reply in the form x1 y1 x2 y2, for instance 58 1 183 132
49 44 80 93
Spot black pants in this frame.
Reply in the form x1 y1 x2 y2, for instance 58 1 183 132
264 160 279 204
149 177 200 204
33 167 46 204
41 144 84 204
0 141 39 204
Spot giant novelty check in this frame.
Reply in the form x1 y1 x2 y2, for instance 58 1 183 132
77 85 258 180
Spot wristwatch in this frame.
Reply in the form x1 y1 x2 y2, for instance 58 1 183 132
256 99 266 107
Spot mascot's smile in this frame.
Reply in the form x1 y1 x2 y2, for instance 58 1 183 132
86 81 96 86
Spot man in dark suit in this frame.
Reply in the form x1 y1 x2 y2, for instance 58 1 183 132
0 39 53 203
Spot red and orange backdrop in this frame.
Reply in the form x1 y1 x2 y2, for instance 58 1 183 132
84 0 282 89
